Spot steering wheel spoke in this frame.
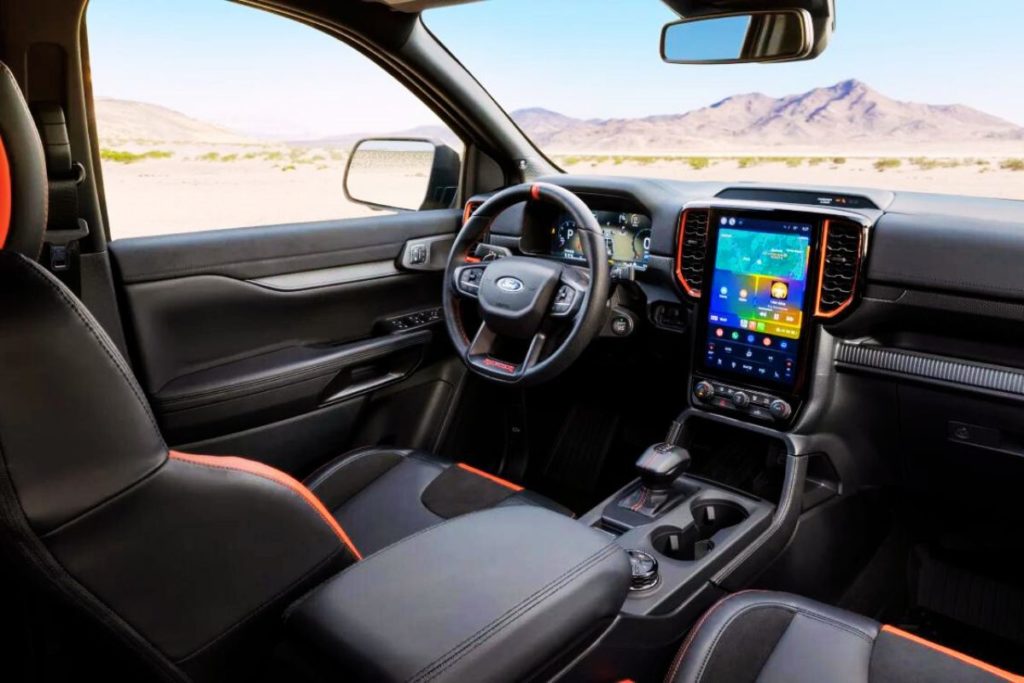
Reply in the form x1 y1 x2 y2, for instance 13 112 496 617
465 322 547 381
452 263 487 299
549 271 588 319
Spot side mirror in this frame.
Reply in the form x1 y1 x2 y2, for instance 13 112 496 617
661 9 814 64
344 138 460 211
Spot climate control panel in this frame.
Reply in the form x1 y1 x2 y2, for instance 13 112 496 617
692 379 794 424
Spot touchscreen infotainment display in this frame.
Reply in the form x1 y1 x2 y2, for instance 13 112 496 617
703 215 813 388
551 210 652 270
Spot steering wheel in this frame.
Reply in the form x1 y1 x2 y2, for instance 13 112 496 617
443 182 610 386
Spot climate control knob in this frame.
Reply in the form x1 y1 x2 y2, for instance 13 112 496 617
769 399 793 420
732 391 750 408
694 381 715 401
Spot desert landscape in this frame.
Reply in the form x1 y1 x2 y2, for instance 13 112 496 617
96 79 1024 238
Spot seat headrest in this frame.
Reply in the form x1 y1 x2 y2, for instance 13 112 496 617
0 62 48 259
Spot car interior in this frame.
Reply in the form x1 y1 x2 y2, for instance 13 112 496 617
2 0 1024 681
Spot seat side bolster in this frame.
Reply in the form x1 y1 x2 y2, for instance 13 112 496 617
666 591 880 683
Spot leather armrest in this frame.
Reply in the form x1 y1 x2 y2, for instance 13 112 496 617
285 506 630 682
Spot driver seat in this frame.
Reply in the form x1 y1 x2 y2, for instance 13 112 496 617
0 61 566 680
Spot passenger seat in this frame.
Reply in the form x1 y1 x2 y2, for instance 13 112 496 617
667 591 1022 682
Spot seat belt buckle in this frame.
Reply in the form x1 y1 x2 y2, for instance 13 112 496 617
49 245 70 271
43 218 90 273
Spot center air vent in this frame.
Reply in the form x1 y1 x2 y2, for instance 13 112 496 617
815 220 864 318
675 208 709 298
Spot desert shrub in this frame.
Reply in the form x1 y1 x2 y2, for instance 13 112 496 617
874 158 902 171
687 157 711 170
101 149 173 164
832 157 847 165
1000 158 1024 171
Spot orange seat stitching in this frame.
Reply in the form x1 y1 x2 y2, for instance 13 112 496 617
169 451 362 560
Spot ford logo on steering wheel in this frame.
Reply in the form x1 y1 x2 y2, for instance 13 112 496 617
496 277 524 292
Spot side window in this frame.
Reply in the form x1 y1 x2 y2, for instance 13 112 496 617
86 0 462 239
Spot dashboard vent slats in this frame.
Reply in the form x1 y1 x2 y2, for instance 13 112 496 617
815 220 864 317
675 209 709 298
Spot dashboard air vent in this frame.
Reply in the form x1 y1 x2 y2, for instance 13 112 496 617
815 220 864 318
675 208 709 298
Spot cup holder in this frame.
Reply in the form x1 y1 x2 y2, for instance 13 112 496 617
651 500 749 561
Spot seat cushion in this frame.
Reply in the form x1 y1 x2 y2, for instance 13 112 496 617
667 590 1023 683
305 447 573 556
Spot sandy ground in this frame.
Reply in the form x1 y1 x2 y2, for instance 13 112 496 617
99 145 1024 239
555 156 1024 201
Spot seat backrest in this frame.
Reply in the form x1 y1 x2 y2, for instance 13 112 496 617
0 62 356 681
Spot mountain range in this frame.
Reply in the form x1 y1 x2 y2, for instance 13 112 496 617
96 80 1024 154
508 80 1024 152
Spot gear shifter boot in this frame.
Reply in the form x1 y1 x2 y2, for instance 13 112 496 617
619 485 677 517
635 443 691 489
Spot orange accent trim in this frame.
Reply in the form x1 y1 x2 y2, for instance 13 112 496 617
813 219 862 319
463 200 481 225
531 184 541 201
882 626 1024 682
674 209 703 299
464 255 482 264
457 462 524 491
168 451 362 560
0 136 11 249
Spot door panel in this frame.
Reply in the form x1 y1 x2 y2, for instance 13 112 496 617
109 210 464 475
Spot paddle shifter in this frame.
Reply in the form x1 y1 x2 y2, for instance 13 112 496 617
619 443 692 517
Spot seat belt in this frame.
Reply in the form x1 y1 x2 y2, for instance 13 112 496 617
31 103 89 294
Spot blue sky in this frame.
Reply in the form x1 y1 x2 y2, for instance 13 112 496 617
87 0 1024 138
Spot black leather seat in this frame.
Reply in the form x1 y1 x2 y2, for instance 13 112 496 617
0 60 565 681
667 591 1022 683
306 447 570 556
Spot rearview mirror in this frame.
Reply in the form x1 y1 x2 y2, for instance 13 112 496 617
661 9 813 64
344 138 460 211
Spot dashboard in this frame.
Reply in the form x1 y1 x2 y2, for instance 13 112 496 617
549 210 652 270
475 174 1024 432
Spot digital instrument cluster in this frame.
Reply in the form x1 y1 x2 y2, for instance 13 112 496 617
550 210 652 270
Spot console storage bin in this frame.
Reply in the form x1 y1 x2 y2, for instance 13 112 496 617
285 506 631 682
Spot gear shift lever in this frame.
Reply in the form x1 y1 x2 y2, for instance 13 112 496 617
636 443 691 489
619 443 692 517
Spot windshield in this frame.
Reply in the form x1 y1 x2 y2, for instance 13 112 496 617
426 0 1024 200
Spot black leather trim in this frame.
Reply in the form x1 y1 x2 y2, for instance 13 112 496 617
305 446 410 510
0 62 47 259
870 629 1008 683
420 463 516 517
666 591 1017 683
285 506 630 682
668 591 879 683
0 252 166 533
0 249 362 679
309 448 572 557
110 211 461 283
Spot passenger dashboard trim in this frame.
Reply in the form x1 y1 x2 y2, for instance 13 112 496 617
836 341 1024 402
